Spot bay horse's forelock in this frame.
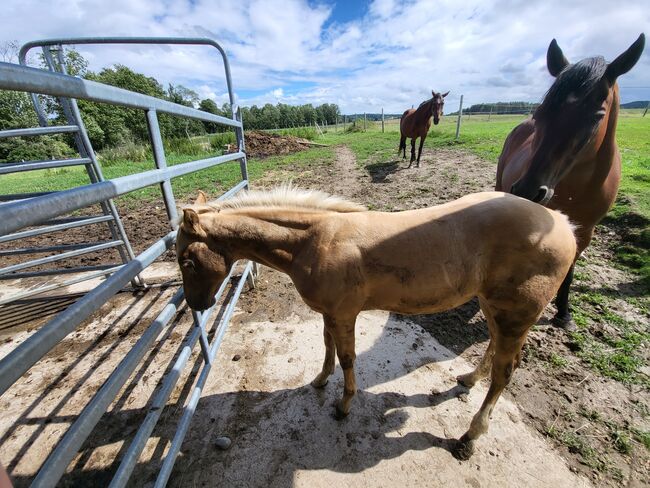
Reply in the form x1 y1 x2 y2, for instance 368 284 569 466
176 190 576 459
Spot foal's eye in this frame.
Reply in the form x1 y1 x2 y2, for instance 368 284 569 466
181 260 195 271
594 109 606 119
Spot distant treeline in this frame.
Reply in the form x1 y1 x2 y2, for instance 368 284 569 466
621 101 649 109
454 102 539 115
0 48 340 163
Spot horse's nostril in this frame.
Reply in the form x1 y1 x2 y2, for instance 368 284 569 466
532 187 548 203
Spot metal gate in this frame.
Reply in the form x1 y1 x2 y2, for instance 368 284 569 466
0 37 253 487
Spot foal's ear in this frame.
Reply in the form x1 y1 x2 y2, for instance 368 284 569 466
195 190 207 205
431 90 437 97
547 39 569 77
441 91 449 98
182 208 204 235
605 33 646 84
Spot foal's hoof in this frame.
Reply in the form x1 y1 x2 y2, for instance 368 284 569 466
551 315 577 332
333 402 349 421
310 377 329 389
452 436 475 461
456 373 476 389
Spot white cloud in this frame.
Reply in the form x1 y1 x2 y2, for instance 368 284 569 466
1 0 648 113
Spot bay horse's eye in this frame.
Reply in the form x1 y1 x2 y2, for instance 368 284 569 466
181 259 195 271
595 109 606 119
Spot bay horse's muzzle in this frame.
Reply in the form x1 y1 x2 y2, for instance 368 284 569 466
510 183 554 206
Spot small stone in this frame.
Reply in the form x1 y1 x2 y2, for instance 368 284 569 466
232 354 241 361
215 436 232 450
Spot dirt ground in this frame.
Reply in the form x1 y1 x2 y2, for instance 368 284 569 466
0 142 648 486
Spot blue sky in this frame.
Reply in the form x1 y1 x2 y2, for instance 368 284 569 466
2 0 649 113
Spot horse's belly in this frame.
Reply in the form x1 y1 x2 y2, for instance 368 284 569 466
363 288 474 315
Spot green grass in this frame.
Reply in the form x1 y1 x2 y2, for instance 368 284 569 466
568 296 649 387
0 138 335 204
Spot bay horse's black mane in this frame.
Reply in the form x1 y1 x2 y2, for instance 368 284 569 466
536 56 608 118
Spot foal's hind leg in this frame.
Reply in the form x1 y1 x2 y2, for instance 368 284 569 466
399 135 407 159
329 316 357 419
457 298 496 388
311 325 336 388
454 333 527 460
457 340 494 388
454 307 532 460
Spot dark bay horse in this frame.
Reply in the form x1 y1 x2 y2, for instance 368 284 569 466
176 186 576 459
496 34 645 330
399 90 449 167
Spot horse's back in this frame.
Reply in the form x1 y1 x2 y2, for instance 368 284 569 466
400 109 416 135
495 119 535 191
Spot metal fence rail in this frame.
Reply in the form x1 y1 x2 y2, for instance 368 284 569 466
0 37 253 487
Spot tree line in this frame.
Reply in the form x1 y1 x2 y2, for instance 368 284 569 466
459 102 539 115
0 46 340 162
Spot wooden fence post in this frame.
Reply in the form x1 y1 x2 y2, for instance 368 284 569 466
381 108 384 133
364 113 367 131
455 95 464 140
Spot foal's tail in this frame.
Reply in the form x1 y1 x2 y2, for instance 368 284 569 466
398 136 406 154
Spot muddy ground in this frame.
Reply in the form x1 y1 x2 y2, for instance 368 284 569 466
1 142 648 486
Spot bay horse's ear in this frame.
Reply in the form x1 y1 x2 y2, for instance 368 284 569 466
547 39 569 77
441 91 449 98
182 208 204 236
431 90 436 97
605 33 645 84
195 190 207 205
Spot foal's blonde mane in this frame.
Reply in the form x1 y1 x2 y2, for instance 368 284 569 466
201 184 366 213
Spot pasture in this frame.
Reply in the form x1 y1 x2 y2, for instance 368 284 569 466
1 112 648 486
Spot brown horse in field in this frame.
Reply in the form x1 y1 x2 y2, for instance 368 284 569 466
399 90 449 167
175 186 576 459
496 34 645 331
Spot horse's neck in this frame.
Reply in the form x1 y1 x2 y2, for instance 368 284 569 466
204 208 320 273
416 100 433 120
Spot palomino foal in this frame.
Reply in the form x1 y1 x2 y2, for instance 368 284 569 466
175 187 576 459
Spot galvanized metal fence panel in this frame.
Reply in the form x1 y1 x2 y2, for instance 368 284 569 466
0 37 253 487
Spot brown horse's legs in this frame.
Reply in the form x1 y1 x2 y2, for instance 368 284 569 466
331 318 357 419
416 137 426 167
399 135 407 159
311 325 336 388
552 265 576 331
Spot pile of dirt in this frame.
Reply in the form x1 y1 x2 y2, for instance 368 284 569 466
229 131 313 158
